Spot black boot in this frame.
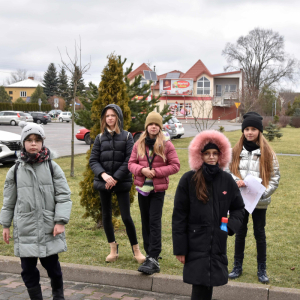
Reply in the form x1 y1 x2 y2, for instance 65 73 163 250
27 284 43 300
138 256 160 275
257 262 269 284
51 277 65 300
228 260 243 279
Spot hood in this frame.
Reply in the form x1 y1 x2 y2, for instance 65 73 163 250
188 130 232 170
101 104 124 130
0 130 21 142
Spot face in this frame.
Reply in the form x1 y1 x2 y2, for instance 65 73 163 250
243 127 260 142
105 109 117 129
147 123 160 137
24 134 43 154
202 149 220 165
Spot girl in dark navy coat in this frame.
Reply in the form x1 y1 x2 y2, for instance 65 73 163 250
172 130 244 300
90 104 145 264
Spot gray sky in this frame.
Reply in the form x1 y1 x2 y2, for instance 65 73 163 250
1 0 300 90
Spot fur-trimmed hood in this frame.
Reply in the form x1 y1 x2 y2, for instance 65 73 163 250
189 130 232 170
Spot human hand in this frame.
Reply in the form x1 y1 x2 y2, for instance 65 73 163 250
237 180 246 188
176 255 185 264
150 169 156 178
53 224 65 237
141 167 154 179
101 173 117 186
3 228 11 244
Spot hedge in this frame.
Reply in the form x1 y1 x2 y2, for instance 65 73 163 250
0 103 51 112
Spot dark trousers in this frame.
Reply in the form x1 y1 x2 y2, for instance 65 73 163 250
234 208 267 263
20 254 62 289
99 190 138 246
138 191 165 258
191 285 213 300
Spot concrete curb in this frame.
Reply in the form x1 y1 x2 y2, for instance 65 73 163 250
0 255 299 300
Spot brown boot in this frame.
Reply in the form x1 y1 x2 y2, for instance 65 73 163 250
132 244 146 264
106 242 119 263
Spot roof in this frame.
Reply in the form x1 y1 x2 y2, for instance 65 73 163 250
213 70 242 77
5 79 44 88
127 63 152 81
182 60 212 80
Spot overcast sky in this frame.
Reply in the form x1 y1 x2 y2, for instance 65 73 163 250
1 0 300 90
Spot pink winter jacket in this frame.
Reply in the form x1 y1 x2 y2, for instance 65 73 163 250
128 141 180 192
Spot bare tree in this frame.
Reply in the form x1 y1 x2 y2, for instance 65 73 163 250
222 28 299 91
58 38 91 177
5 69 43 85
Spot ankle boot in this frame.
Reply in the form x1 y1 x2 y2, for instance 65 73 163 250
257 262 269 284
51 277 65 300
138 256 160 275
106 241 119 262
228 260 243 279
27 284 43 300
132 244 146 264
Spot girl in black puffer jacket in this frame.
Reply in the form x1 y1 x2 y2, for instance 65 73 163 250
90 104 145 264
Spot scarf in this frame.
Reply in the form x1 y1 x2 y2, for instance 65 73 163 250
202 162 220 182
243 139 260 152
145 136 156 147
21 147 50 164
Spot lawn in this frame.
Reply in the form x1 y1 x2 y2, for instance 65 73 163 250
0 128 299 289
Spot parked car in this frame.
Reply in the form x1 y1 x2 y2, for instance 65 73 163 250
58 112 72 122
163 119 177 139
30 112 51 124
48 110 62 118
0 111 26 126
24 113 33 123
0 130 21 164
45 114 52 123
167 116 185 138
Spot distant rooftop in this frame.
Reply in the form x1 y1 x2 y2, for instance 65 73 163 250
5 78 44 88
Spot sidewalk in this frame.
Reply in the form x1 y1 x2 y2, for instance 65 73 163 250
0 255 299 300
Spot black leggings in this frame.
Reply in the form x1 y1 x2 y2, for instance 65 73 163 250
20 254 62 289
99 190 138 246
191 285 213 300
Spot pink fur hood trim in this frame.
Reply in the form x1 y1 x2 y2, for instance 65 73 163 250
188 130 232 170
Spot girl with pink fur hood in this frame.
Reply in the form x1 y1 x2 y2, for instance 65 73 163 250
172 130 244 300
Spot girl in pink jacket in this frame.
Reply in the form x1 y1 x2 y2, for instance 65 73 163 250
128 111 180 275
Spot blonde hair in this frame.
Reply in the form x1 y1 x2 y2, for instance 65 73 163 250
137 130 166 161
101 109 120 134
229 132 276 188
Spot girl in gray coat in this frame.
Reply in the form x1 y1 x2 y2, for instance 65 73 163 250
227 112 280 284
0 122 72 300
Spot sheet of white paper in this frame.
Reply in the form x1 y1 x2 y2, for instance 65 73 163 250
240 174 266 214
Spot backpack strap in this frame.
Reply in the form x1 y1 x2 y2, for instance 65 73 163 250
14 161 20 185
48 159 54 178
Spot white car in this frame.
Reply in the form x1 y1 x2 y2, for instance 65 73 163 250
0 130 21 165
58 112 72 122
167 117 185 138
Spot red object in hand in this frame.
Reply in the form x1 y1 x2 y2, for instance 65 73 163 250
221 217 228 223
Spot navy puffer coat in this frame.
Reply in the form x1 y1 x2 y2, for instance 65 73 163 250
89 104 134 193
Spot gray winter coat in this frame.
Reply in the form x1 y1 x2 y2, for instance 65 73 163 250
227 147 280 209
0 158 72 258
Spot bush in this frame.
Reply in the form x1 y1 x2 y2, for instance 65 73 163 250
274 115 279 124
290 117 300 128
262 116 273 129
218 126 225 133
263 122 283 141
279 116 290 128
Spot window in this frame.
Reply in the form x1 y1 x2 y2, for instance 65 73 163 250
216 85 222 96
139 80 147 88
197 77 210 95
9 91 13 95
0 112 4 116
20 91 27 97
225 85 237 92
169 103 192 117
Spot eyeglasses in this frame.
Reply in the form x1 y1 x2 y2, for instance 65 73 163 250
25 139 43 144
202 152 219 157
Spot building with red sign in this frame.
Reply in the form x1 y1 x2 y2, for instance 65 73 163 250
127 60 243 120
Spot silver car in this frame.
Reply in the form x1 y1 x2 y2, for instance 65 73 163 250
58 112 72 122
0 130 21 164
0 111 26 126
24 113 33 122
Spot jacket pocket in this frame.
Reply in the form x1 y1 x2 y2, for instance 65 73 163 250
188 225 210 253
17 211 37 237
43 209 55 234
212 227 228 255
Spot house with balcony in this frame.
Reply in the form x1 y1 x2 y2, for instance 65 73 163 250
128 60 243 120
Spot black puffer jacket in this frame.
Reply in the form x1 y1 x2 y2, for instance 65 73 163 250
89 104 134 193
172 170 244 287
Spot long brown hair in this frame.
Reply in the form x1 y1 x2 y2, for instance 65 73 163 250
101 109 120 134
192 168 209 204
229 132 276 187
137 130 166 161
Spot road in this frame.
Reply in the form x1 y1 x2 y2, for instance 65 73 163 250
0 120 242 157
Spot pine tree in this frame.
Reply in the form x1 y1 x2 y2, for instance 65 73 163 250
57 67 69 100
30 85 48 104
43 63 58 97
0 86 11 103
15 97 26 103
263 122 283 141
79 54 133 228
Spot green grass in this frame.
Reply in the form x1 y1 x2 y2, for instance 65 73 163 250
0 128 299 289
